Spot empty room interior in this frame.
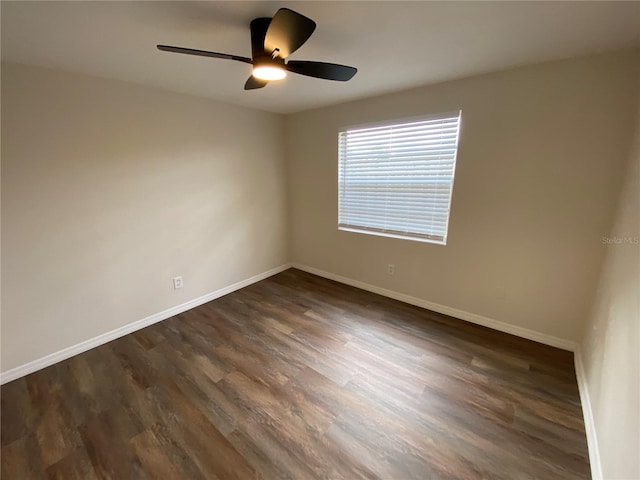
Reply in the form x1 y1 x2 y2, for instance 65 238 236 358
1 1 639 479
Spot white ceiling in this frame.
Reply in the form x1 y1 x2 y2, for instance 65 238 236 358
2 1 639 114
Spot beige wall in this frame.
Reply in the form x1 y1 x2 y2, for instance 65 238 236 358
1 63 287 372
286 50 639 344
580 98 639 480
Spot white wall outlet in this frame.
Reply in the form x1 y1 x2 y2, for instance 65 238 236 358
388 264 395 275
173 276 183 289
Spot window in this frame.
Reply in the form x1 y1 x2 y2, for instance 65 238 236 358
338 111 461 245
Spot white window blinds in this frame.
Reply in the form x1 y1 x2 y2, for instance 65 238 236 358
338 111 461 244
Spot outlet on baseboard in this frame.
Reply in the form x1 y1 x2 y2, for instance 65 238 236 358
388 264 395 275
173 276 183 289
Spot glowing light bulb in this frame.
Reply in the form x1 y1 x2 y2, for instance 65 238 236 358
252 65 287 81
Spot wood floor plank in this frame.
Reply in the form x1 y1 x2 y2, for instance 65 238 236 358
146 380 258 480
45 446 99 480
35 395 83 468
79 410 146 479
1 436 46 480
1 379 33 447
130 424 206 480
1 268 590 479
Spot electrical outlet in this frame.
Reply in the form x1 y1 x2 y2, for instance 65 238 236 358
173 276 183 289
388 264 395 275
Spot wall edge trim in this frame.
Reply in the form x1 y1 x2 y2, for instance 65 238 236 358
0 263 291 385
291 263 577 351
574 349 603 480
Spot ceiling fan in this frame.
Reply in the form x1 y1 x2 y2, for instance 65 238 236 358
157 8 357 90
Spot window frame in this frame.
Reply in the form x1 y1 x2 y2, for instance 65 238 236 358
337 110 462 245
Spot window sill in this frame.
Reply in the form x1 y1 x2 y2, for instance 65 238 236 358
338 226 446 246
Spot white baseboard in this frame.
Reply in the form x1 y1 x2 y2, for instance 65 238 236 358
0 264 291 385
1 261 577 381
291 263 577 352
574 350 603 480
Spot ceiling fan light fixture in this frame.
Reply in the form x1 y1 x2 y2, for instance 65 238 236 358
158 7 357 91
252 65 287 81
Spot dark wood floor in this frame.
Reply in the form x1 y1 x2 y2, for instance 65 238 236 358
1 268 590 479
